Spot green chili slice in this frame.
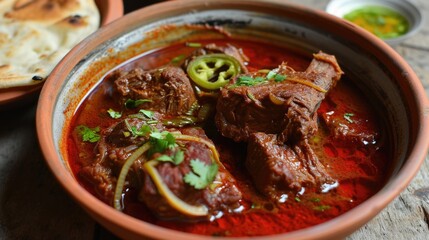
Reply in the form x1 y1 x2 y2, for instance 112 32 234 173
186 53 241 90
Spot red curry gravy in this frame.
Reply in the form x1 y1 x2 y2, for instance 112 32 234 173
67 38 390 237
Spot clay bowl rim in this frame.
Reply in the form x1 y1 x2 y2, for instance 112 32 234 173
0 0 124 110
36 0 429 239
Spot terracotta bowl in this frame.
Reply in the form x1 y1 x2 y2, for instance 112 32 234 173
36 0 429 239
0 0 123 109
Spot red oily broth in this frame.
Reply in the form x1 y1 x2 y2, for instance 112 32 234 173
67 38 390 236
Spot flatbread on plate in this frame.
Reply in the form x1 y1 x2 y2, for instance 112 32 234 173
0 0 100 88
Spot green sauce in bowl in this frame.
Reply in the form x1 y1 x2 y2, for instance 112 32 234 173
344 6 409 39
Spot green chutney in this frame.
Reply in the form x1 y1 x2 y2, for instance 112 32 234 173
343 5 409 39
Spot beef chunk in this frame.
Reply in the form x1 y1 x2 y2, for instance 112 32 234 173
139 127 242 219
215 51 343 198
82 121 242 220
321 110 378 146
114 66 197 115
246 133 336 200
79 118 159 200
80 163 115 201
215 51 343 143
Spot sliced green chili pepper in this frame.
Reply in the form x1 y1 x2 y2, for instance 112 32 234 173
186 53 241 90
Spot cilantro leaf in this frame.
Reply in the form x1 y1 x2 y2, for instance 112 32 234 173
153 150 184 165
148 131 177 156
76 125 100 143
313 205 331 211
171 54 185 64
124 99 152 109
154 155 174 162
130 125 151 137
266 69 287 82
274 74 287 82
139 109 155 119
344 113 354 123
266 70 277 79
107 108 122 119
184 159 218 190
234 75 267 87
124 120 151 137
173 150 185 165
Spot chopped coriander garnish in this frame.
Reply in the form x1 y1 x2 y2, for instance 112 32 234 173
154 155 172 162
154 150 184 165
234 75 267 87
186 42 202 48
237 75 254 85
254 76 265 82
314 205 331 211
266 70 287 82
76 125 100 143
130 125 150 137
266 70 277 80
124 99 152 109
344 113 355 123
148 131 177 156
107 108 122 119
139 109 155 119
232 70 287 88
173 150 185 165
310 197 321 202
171 54 185 64
274 74 287 82
295 197 301 202
184 159 218 190
124 120 152 137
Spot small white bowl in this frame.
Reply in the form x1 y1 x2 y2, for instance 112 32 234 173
326 0 423 45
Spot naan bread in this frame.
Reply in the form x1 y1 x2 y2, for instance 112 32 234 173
0 0 100 88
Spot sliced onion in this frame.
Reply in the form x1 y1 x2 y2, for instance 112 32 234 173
287 77 327 93
269 93 286 105
113 133 222 215
113 142 151 211
173 134 223 168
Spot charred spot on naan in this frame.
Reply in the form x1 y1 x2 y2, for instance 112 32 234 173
55 15 91 28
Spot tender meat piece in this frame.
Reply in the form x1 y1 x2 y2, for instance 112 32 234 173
82 120 242 220
320 111 378 146
114 66 197 115
183 43 249 73
246 133 336 200
79 118 159 200
216 52 343 198
139 127 242 220
215 51 343 143
80 163 115 201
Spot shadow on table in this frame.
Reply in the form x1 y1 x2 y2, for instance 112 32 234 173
0 104 95 239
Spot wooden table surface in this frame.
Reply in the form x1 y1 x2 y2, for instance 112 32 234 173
0 0 428 239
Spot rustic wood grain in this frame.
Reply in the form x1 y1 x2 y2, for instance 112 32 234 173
0 0 428 239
